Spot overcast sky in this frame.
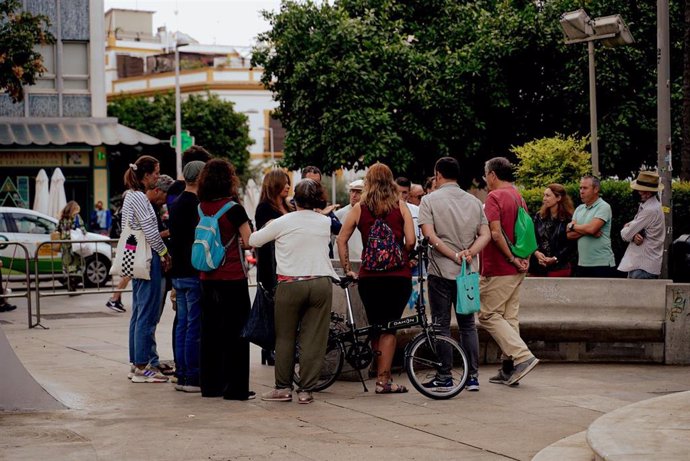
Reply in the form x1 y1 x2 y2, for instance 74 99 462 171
104 0 281 47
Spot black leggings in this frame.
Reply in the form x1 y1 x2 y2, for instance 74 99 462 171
357 276 411 332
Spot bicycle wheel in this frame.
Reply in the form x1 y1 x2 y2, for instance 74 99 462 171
294 339 345 392
405 334 468 400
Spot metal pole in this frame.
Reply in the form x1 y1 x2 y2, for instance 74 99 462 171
174 44 182 179
588 40 600 177
657 0 673 278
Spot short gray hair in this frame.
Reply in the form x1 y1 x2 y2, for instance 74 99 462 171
155 174 175 193
581 174 601 190
294 179 325 210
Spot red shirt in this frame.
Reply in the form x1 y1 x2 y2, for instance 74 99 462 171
357 204 411 279
480 187 525 277
198 198 249 281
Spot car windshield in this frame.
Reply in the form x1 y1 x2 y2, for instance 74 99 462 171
11 213 56 234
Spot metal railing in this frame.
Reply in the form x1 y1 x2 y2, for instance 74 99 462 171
32 238 131 329
5 237 260 329
0 241 33 328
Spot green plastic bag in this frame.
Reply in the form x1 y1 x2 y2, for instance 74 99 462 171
503 197 538 259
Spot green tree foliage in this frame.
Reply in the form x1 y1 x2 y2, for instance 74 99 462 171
253 0 683 183
0 0 55 102
108 92 253 176
513 135 591 188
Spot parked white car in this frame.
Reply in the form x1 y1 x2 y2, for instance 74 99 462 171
0 207 112 287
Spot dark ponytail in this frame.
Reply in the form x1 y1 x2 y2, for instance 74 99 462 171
124 155 159 191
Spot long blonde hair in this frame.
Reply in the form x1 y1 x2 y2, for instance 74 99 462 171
360 163 400 216
60 201 81 220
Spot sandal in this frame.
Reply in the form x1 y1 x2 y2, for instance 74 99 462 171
375 381 408 394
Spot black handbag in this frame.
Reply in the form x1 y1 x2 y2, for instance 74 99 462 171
241 283 275 350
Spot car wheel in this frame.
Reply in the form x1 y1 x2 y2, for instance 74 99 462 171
83 255 111 287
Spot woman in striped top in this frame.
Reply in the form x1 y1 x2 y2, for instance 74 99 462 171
122 155 172 383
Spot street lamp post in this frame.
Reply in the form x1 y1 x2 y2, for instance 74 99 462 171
173 36 190 179
657 0 673 277
174 43 182 179
559 9 634 177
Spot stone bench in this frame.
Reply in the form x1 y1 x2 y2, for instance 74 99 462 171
507 277 670 363
329 263 690 364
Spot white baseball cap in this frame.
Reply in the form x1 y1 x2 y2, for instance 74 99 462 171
348 179 364 190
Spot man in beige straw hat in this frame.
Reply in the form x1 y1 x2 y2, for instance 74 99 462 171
618 170 665 279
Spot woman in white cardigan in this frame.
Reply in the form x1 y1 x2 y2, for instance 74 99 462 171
249 179 338 405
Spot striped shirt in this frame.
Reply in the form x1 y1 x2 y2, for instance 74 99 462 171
121 190 167 256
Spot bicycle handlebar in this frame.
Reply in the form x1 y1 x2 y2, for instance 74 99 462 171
333 276 356 288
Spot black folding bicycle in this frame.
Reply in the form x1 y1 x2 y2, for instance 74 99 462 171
294 238 469 399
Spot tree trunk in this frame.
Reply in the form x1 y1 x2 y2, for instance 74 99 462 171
682 0 690 180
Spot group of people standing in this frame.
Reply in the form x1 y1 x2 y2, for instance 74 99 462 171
114 145 666 404
532 171 665 280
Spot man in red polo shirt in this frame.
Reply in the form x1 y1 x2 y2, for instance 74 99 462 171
479 157 539 386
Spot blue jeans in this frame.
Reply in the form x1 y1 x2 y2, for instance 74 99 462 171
129 253 163 366
628 269 659 279
428 275 479 378
172 277 202 383
148 277 170 367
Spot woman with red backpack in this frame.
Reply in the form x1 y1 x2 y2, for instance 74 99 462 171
337 163 416 394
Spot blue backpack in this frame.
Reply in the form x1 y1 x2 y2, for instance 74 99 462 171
191 201 236 272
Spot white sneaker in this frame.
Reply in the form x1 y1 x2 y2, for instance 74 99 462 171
131 365 169 383
127 365 135 380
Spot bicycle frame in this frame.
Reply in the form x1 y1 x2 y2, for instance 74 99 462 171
332 238 444 390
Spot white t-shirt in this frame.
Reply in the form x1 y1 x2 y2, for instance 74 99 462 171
335 204 363 261
406 202 422 241
249 210 339 278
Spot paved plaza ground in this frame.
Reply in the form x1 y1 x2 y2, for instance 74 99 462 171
1 288 690 460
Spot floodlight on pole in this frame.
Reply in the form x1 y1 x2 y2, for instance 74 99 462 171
559 9 634 177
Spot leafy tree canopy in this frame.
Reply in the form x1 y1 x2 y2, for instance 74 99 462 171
253 0 683 185
108 92 253 176
0 0 55 102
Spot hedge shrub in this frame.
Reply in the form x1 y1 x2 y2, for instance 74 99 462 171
521 180 690 263
512 135 592 189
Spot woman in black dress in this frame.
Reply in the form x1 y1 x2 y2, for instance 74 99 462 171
254 169 293 364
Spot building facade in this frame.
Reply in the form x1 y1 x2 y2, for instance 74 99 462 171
0 0 158 215
104 8 284 161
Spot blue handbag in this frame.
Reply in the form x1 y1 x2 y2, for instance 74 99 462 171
456 259 480 315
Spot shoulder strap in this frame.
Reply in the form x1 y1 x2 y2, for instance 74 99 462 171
512 193 527 212
197 201 236 220
214 200 236 219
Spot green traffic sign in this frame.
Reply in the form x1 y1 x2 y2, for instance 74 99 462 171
170 130 195 152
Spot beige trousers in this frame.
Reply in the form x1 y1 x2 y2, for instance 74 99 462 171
478 274 532 365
